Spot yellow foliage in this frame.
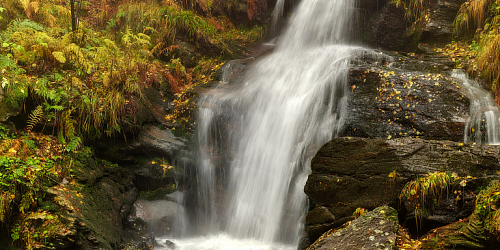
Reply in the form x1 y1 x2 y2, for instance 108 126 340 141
455 0 493 35
26 105 43 132
478 33 500 85
52 51 66 63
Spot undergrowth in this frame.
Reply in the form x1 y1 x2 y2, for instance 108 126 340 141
0 125 80 249
400 171 454 230
0 0 265 141
0 0 265 247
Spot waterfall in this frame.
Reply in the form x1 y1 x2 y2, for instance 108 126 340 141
270 0 285 32
453 69 500 144
159 0 365 248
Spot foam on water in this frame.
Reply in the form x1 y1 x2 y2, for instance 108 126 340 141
453 69 500 144
156 234 295 250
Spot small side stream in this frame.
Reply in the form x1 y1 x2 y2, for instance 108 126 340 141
453 69 500 144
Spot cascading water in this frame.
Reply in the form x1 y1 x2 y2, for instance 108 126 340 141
453 69 500 144
157 0 366 249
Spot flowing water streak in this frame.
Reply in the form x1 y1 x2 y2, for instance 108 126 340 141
453 69 500 144
193 0 358 246
270 0 286 35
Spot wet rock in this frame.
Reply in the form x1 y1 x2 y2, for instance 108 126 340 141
306 206 335 225
420 0 465 44
118 234 157 250
401 186 476 235
43 154 138 250
307 206 398 250
305 206 337 240
419 181 500 249
126 199 186 237
362 2 412 51
342 60 469 141
358 0 465 51
304 137 500 242
134 124 187 157
164 240 176 249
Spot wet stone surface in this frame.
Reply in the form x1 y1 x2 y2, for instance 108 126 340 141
342 59 469 141
307 206 398 250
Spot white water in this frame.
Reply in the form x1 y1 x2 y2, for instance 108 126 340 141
271 0 286 29
453 69 500 144
161 0 362 248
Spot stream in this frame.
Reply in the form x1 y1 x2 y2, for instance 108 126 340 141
159 0 359 249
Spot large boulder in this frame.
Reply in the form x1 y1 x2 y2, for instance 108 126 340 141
359 1 412 51
123 199 186 243
341 56 468 141
420 0 466 43
44 154 138 250
304 137 500 242
307 206 399 250
358 0 466 51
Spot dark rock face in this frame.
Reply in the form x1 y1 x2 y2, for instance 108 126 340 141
307 206 399 250
45 155 138 250
95 124 187 164
358 0 465 51
420 0 466 43
341 61 469 141
305 206 337 241
134 125 187 158
359 1 412 51
304 137 500 242
123 199 185 243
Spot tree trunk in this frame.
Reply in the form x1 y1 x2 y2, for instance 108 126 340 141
70 0 77 32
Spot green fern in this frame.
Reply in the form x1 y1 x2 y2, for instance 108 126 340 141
62 110 75 140
26 105 43 131
65 136 81 152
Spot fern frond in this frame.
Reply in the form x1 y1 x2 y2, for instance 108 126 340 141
65 136 82 152
26 105 43 132
52 51 66 63
62 110 75 140
0 138 15 152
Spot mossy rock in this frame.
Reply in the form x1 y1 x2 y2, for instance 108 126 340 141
308 206 399 250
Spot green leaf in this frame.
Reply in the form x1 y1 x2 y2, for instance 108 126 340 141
49 105 64 111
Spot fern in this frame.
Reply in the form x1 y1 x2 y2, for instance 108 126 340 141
0 138 15 152
52 51 66 63
26 105 43 132
5 19 45 38
62 110 75 140
65 136 81 152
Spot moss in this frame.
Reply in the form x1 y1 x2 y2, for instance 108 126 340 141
420 181 500 249
139 185 176 200
405 22 423 52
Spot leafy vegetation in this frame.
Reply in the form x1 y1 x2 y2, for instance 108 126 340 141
0 124 80 249
400 171 454 230
0 0 266 247
0 0 265 142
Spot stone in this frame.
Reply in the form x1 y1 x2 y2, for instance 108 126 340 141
307 206 399 250
44 160 137 250
304 137 500 242
135 124 186 157
341 56 469 141
420 0 466 44
127 199 186 237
